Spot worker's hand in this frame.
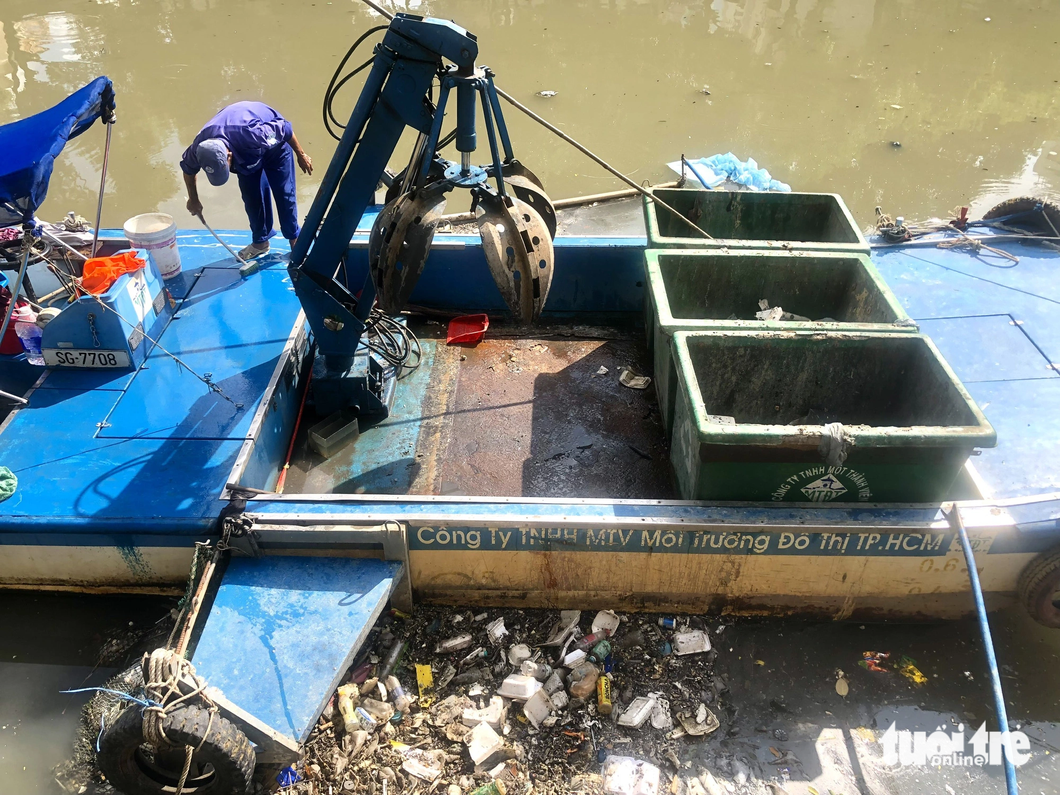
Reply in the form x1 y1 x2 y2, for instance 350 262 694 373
296 150 313 176
186 196 204 217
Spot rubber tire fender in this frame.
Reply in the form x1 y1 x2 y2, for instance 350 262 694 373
1017 544 1060 628
982 196 1060 235
98 703 255 795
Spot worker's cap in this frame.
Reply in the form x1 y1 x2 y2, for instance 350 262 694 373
197 139 230 186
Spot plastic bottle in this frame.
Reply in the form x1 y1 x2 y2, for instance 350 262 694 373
588 640 612 663
574 631 611 651
385 675 412 713
568 661 600 699
336 684 361 735
470 781 507 795
657 617 677 629
380 638 407 678
596 675 613 715
360 697 395 723
520 659 553 682
13 307 43 365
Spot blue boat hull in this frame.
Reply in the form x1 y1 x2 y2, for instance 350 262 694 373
1 225 1058 619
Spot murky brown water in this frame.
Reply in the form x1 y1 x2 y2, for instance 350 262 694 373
1 0 1058 235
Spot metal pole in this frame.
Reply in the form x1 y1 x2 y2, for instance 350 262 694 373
493 85 713 240
0 236 33 353
944 504 1019 795
0 387 27 405
195 212 250 268
40 229 89 261
90 121 113 258
360 0 395 19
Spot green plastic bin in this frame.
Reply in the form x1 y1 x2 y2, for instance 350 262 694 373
669 330 996 503
643 188 869 254
645 248 916 436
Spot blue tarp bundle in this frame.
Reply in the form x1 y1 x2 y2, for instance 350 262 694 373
0 76 114 227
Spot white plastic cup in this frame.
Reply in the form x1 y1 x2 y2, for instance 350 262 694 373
123 213 181 279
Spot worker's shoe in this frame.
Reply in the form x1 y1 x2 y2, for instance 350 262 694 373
238 241 270 260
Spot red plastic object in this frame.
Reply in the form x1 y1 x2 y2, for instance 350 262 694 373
0 294 26 354
447 313 489 345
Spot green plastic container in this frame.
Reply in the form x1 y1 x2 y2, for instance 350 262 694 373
669 330 996 503
645 248 916 435
643 188 869 253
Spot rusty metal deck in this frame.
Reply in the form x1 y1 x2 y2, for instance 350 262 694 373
284 327 675 499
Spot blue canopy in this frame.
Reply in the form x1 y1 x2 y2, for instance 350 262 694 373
0 76 115 228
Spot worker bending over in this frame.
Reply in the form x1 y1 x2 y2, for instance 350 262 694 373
181 101 313 259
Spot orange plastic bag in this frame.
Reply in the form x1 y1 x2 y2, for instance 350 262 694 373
81 251 146 295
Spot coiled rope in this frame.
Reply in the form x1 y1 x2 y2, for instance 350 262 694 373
142 648 218 795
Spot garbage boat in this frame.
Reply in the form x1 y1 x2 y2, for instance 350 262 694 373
0 9 1057 794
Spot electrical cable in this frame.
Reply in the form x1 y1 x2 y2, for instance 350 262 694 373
361 308 421 377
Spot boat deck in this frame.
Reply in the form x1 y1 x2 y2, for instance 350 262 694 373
871 237 1060 499
284 330 675 499
1 209 1059 552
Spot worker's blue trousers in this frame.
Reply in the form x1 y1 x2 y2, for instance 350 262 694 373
236 143 301 244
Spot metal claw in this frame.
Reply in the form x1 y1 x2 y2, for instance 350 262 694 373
368 187 449 314
501 159 546 191
475 191 554 322
505 174 557 240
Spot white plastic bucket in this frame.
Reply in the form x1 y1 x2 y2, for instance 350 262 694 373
123 213 181 279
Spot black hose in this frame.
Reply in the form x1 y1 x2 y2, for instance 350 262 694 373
325 57 375 135
322 25 388 141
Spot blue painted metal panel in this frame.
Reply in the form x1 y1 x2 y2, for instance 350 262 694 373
343 235 648 316
37 366 138 391
873 243 1060 365
915 315 1057 383
294 342 438 494
246 496 943 524
964 379 1060 497
39 251 174 370
0 387 239 531
238 324 309 491
0 356 41 399
0 532 206 547
98 267 302 440
191 556 401 743
874 241 1060 498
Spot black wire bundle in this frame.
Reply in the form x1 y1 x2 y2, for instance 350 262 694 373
361 308 421 377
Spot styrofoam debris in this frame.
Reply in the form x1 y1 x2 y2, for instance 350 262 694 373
496 673 542 702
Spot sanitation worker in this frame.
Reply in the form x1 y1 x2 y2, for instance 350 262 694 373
180 101 313 259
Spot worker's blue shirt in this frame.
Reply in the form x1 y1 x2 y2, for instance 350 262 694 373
180 102 293 176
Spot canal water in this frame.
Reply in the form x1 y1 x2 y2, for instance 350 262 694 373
0 0 1057 234
3 592 1060 795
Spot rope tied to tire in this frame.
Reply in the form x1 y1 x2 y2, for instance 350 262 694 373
142 648 219 795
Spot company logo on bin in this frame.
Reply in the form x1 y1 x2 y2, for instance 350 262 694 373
801 474 848 501
771 466 872 502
